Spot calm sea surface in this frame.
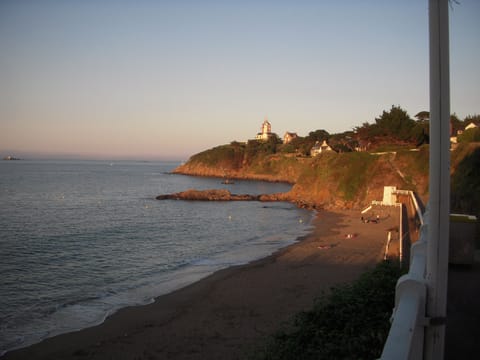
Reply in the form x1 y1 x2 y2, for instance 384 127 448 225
0 160 313 355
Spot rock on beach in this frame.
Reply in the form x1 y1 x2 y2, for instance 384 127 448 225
156 189 288 202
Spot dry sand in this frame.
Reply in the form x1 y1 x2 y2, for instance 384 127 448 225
3 208 399 360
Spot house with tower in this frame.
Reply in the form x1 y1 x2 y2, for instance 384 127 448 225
255 118 274 141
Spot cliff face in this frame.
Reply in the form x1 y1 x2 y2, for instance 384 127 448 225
283 148 429 209
173 143 433 210
174 150 306 183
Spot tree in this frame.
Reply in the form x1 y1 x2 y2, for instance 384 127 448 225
412 124 430 146
449 113 463 135
415 111 430 122
458 127 480 143
244 135 281 163
288 136 312 156
307 129 330 142
281 129 331 157
329 131 356 152
374 105 416 142
354 122 377 141
464 114 480 125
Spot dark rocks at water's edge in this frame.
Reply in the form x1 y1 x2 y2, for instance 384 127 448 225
156 189 321 210
156 189 291 203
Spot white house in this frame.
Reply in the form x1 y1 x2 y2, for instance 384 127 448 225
452 121 478 145
283 132 298 144
310 140 333 156
465 122 478 131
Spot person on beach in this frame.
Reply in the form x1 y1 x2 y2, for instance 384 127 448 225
361 215 378 224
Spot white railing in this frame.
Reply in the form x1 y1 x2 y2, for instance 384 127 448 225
410 192 424 226
398 202 405 266
380 197 429 359
382 0 450 357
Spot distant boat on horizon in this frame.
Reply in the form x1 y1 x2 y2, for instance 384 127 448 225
3 155 21 161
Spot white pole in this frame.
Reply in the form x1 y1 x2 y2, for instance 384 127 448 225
425 0 450 359
399 204 403 266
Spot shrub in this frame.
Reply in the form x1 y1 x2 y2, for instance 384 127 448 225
458 127 480 143
252 261 403 360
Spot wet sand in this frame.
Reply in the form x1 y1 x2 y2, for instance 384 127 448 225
3 208 398 360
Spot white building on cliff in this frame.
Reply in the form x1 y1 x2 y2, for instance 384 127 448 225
310 140 333 156
283 132 298 144
255 118 274 141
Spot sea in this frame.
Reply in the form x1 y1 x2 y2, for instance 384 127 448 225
0 159 313 356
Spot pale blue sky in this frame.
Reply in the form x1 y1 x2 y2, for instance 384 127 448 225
1 0 479 160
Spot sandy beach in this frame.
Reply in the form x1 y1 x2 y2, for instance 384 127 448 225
3 208 398 360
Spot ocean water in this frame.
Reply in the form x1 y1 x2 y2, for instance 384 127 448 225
0 160 313 355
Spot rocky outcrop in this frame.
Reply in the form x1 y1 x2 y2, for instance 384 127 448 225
156 189 291 203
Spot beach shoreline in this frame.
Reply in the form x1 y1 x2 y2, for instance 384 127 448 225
2 208 398 360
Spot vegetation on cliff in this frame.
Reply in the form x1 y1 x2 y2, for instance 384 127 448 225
170 111 479 359
174 107 478 210
252 260 404 360
174 145 430 209
175 140 305 183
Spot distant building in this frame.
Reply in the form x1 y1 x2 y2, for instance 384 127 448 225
310 140 333 157
283 132 298 144
465 122 478 131
3 155 20 161
452 121 478 145
255 118 274 141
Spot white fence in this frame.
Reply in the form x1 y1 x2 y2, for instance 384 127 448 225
380 192 428 360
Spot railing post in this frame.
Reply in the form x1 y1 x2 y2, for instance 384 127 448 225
425 0 450 359
399 204 404 266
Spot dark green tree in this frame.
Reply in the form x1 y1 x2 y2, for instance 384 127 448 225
374 105 416 142
282 130 331 157
463 114 480 125
307 129 330 142
244 135 282 163
458 128 480 143
354 122 379 141
288 136 311 156
415 111 430 121
450 113 463 135
329 131 357 152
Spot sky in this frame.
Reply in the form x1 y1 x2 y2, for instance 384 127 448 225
1 0 479 160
